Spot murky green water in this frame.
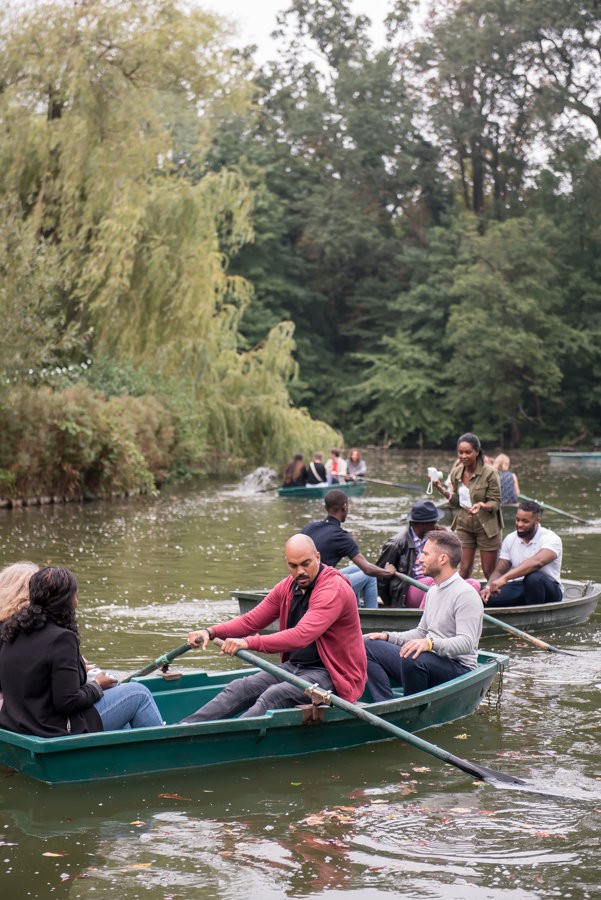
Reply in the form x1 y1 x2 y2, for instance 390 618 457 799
0 450 600 898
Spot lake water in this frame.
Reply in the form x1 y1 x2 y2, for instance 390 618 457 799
0 450 600 899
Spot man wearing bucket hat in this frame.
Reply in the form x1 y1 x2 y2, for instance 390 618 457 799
375 499 447 608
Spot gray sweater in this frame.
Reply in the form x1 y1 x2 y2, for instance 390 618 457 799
387 572 483 670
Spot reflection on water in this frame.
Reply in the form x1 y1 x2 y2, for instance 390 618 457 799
0 451 599 898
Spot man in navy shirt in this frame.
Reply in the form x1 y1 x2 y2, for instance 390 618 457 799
302 490 395 607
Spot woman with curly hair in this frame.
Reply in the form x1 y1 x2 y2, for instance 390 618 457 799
0 566 163 736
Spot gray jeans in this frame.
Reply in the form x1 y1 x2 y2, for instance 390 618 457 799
181 662 334 723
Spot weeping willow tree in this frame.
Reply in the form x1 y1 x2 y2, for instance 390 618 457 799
0 0 335 479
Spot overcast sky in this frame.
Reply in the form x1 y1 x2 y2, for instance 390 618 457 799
201 0 392 57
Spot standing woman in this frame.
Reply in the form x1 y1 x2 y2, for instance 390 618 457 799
0 566 163 736
433 433 502 580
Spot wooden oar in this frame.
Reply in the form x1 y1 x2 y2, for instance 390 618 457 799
517 493 594 526
211 638 524 786
393 571 577 657
121 643 193 683
358 477 425 494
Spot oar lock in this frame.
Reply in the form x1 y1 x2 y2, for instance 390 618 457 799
303 683 332 706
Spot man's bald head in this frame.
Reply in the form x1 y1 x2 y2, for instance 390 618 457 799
285 534 321 589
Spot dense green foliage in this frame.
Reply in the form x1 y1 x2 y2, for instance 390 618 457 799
1 0 600 499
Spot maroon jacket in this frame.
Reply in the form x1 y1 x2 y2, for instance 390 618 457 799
213 566 366 702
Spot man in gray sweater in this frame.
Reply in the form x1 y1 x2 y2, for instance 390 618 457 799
364 530 483 699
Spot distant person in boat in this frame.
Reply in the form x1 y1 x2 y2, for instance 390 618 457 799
0 566 163 736
282 453 306 487
325 447 347 484
180 534 366 722
364 531 483 700
346 448 366 480
301 489 396 609
432 432 502 581
492 454 520 505
304 451 327 485
481 500 563 607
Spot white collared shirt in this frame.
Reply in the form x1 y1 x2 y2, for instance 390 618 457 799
499 525 562 584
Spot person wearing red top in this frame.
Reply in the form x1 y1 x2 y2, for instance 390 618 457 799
180 534 366 722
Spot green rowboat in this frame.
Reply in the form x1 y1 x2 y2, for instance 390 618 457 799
278 481 366 499
232 578 600 638
0 651 507 784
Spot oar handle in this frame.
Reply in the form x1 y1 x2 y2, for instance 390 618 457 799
121 642 193 683
517 494 593 525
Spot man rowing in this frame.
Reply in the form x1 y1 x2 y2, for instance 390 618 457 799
180 534 366 722
301 489 396 609
481 499 563 607
364 531 483 700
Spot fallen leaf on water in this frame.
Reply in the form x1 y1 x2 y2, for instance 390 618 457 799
454 733 468 740
43 851 68 857
333 805 356 812
158 793 191 801
370 799 387 804
449 807 472 814
290 782 302 786
413 766 430 773
129 821 145 826
399 772 411 777
127 863 153 869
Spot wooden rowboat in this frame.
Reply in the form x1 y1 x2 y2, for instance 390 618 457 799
0 651 508 784
278 481 366 499
232 578 600 638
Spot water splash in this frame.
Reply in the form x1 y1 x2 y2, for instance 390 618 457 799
235 466 278 495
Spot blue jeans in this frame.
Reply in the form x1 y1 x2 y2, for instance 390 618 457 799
486 571 563 607
340 564 378 608
94 683 163 730
364 637 469 700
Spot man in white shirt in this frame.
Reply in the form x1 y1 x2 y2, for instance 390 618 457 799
481 500 563 607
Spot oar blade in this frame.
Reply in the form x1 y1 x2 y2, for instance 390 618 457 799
446 753 527 786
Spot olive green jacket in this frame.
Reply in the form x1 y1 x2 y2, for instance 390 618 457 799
448 461 503 538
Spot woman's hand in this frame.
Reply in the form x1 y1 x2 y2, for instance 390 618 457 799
93 672 118 690
187 628 212 650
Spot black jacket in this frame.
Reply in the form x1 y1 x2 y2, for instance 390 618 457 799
0 623 103 736
375 525 418 607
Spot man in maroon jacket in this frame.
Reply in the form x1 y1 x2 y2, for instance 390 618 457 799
181 533 366 722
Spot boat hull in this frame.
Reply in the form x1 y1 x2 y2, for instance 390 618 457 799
548 452 601 470
277 481 366 499
0 653 507 784
232 578 600 637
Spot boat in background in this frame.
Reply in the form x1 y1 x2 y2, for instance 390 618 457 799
548 452 601 470
232 578 600 638
0 652 508 784
278 481 366 499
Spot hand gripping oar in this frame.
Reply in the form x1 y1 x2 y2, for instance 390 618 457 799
517 494 594 526
357 477 425 495
121 643 193 683
393 571 577 657
211 638 524 786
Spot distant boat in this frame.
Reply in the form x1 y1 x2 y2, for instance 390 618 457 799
278 481 366 499
0 651 508 784
548 452 601 470
233 578 600 638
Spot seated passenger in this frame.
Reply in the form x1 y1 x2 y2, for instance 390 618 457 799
0 566 163 736
304 451 327 485
492 453 520 505
282 454 306 487
364 531 483 700
302 490 395 609
346 448 366 480
325 448 347 484
180 534 366 722
481 500 562 607
0 561 39 711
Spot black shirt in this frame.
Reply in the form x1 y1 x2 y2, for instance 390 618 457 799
286 565 325 668
301 516 360 567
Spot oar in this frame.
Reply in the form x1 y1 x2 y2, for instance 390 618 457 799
211 638 524 786
121 643 193 683
393 571 577 657
517 493 594 526
358 477 425 495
